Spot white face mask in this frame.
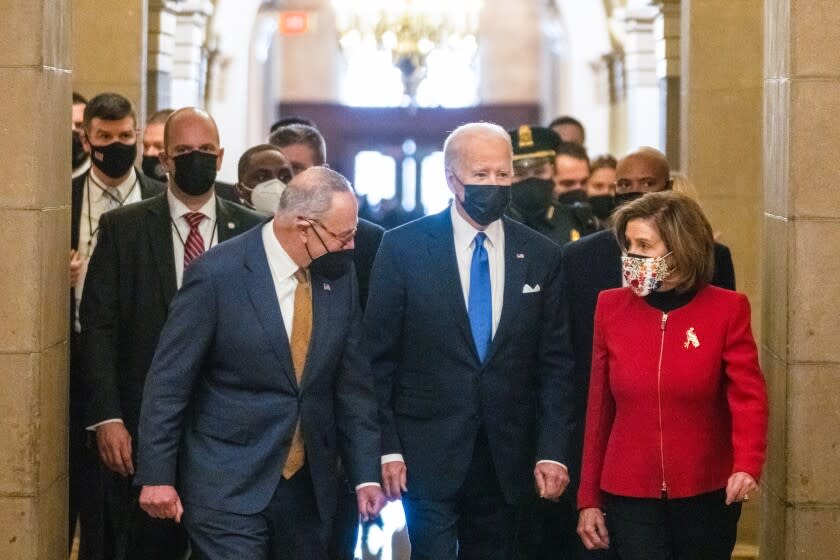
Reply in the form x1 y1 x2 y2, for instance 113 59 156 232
243 178 287 214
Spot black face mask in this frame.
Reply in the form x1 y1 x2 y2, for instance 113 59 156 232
511 178 554 215
304 220 355 281
172 151 217 196
614 191 646 209
461 184 511 226
556 189 588 206
142 155 168 182
72 131 87 169
588 194 616 221
89 141 137 179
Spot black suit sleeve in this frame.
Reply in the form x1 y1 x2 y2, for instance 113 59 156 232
79 212 125 427
713 243 736 291
535 248 577 467
134 258 218 486
335 272 383 487
363 233 406 457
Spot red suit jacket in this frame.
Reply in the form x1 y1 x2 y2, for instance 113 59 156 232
578 285 767 509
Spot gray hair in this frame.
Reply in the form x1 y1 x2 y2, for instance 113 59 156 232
443 122 511 172
269 124 327 165
277 166 352 219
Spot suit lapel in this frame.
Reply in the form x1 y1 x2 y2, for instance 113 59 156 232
298 272 333 391
427 210 480 363
145 194 178 306
243 229 298 392
485 217 527 363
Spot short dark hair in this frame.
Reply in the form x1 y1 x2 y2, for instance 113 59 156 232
269 116 316 134
83 92 136 131
147 108 174 125
549 115 584 133
556 141 590 167
237 143 285 181
269 124 326 165
590 154 617 174
73 91 88 105
613 191 715 293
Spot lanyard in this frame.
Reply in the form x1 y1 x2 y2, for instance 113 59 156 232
85 174 139 248
170 215 218 251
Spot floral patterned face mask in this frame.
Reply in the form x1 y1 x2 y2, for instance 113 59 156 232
621 252 673 297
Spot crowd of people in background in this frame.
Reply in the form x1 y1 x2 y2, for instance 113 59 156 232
67 91 767 560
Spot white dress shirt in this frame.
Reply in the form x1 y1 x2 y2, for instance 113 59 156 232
168 189 218 288
382 205 566 474
75 168 143 332
450 203 505 336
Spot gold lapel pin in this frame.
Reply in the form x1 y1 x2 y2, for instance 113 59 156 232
684 327 700 349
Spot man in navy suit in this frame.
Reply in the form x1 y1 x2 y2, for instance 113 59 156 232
134 167 385 559
365 123 576 560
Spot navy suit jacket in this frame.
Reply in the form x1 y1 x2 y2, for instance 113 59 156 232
364 208 576 504
134 226 381 518
560 228 736 481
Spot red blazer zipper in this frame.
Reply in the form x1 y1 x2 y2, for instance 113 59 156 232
657 312 669 499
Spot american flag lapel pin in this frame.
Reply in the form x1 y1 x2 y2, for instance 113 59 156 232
323 282 331 291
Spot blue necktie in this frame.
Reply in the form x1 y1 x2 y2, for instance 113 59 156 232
468 232 492 363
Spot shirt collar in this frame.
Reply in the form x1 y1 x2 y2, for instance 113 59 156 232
261 220 300 280
88 167 138 202
450 202 503 251
167 188 217 222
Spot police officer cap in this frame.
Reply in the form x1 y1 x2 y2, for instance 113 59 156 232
509 125 561 166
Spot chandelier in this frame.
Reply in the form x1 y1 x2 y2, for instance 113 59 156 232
332 0 483 106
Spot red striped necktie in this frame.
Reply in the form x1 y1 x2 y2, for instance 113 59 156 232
183 212 206 267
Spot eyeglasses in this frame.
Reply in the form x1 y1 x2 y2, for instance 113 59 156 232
302 217 356 248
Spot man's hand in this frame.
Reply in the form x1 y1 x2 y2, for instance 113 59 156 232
139 485 184 523
534 462 569 500
725 471 758 505
381 460 407 501
357 485 386 522
577 508 610 550
69 250 84 288
96 422 134 477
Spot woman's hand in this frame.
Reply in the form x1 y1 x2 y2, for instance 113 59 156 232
577 507 610 550
726 471 757 505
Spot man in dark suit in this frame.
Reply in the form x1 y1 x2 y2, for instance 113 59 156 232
561 148 735 559
80 107 264 559
135 166 385 559
69 92 165 558
365 123 576 560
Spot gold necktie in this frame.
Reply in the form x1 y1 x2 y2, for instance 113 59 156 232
283 268 312 479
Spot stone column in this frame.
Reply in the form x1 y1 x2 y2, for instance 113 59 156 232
617 1 661 151
148 0 179 112
654 0 680 168
680 1 764 556
171 0 214 108
0 2 71 559
72 0 148 121
761 1 840 558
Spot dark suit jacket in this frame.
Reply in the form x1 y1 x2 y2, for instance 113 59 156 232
364 209 576 504
134 226 381 519
560 228 736 481
79 193 264 439
211 180 239 204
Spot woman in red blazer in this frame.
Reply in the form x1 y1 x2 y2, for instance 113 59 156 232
576 191 767 559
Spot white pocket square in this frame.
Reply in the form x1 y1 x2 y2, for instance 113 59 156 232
522 284 541 294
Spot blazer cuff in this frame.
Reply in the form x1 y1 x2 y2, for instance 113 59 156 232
537 459 568 471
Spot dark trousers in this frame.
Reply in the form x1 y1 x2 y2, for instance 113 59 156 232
328 469 359 560
79 462 188 560
402 429 516 560
515 491 615 560
185 464 328 560
605 489 741 560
